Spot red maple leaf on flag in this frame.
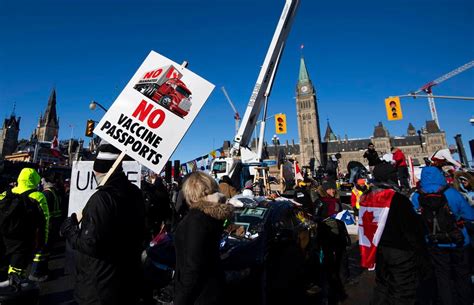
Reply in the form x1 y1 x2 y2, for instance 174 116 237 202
362 210 377 245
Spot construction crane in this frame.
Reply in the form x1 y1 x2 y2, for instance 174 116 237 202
221 86 241 135
410 60 474 128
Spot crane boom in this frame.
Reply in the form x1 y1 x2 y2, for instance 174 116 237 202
231 0 300 155
413 60 474 94
221 87 240 119
409 60 474 127
221 86 241 134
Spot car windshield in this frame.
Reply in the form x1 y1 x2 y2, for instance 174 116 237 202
176 86 190 98
212 161 227 173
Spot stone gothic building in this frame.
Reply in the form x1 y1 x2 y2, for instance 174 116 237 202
0 113 20 157
34 88 59 142
294 56 448 172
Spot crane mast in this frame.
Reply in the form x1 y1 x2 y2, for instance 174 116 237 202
411 60 474 128
231 0 300 157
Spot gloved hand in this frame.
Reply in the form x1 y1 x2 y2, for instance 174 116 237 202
60 213 79 238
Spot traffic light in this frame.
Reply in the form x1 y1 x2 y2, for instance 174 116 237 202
385 96 403 121
85 119 95 137
275 113 287 134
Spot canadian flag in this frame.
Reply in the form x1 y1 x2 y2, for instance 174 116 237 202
294 161 303 182
358 188 395 269
50 135 61 157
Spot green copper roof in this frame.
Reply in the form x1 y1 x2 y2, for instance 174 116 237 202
298 56 310 83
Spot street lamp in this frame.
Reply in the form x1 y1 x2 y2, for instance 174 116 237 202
417 130 424 152
272 134 280 159
89 100 109 112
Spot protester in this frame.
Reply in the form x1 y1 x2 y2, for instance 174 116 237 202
391 147 410 189
363 142 381 172
411 166 474 305
314 179 349 304
294 180 315 215
29 172 64 282
453 171 474 206
315 180 342 219
350 178 369 222
359 163 428 305
430 146 462 169
218 175 237 199
141 175 172 244
0 168 47 290
60 144 145 305
346 160 367 184
174 171 233 305
326 153 341 181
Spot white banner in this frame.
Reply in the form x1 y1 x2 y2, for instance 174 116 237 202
93 50 215 173
68 161 141 217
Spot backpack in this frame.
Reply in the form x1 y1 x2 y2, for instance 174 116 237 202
0 189 43 239
419 186 464 246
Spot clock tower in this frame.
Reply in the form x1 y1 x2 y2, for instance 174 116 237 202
295 56 322 167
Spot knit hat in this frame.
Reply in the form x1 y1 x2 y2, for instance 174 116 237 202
93 143 122 173
244 180 253 189
373 163 397 184
322 180 337 191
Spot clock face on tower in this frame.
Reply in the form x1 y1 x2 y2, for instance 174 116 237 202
300 85 308 93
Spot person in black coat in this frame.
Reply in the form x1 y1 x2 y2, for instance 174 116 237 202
361 163 429 305
174 171 234 305
60 144 145 305
363 142 381 172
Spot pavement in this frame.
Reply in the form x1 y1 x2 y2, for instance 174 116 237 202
37 242 75 305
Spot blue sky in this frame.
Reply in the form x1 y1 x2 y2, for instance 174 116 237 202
1 0 473 163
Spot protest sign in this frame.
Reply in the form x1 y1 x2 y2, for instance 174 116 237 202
68 161 141 217
94 51 215 173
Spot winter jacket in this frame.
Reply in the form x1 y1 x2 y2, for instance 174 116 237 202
0 168 50 244
453 171 474 206
294 185 315 215
368 184 426 253
314 186 342 220
174 199 233 305
68 171 145 305
392 149 407 168
351 188 363 209
363 149 381 166
411 167 474 248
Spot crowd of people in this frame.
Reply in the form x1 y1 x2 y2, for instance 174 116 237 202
0 141 473 305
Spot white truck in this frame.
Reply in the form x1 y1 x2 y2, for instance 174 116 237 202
211 0 300 184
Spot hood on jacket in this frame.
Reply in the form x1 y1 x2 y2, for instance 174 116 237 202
453 171 474 192
190 200 234 220
316 185 339 199
12 168 41 193
420 166 447 193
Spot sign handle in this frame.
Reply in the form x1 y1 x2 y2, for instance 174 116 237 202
99 151 127 187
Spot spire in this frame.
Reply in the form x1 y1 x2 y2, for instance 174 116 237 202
11 102 16 116
43 88 58 126
298 56 311 84
323 120 337 142
407 122 416 136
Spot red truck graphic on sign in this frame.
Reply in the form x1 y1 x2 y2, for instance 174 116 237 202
133 65 192 118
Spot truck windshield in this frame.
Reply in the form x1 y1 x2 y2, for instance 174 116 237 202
176 86 190 98
212 161 227 173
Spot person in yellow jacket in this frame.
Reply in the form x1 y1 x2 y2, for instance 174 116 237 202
0 168 49 285
350 178 369 222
